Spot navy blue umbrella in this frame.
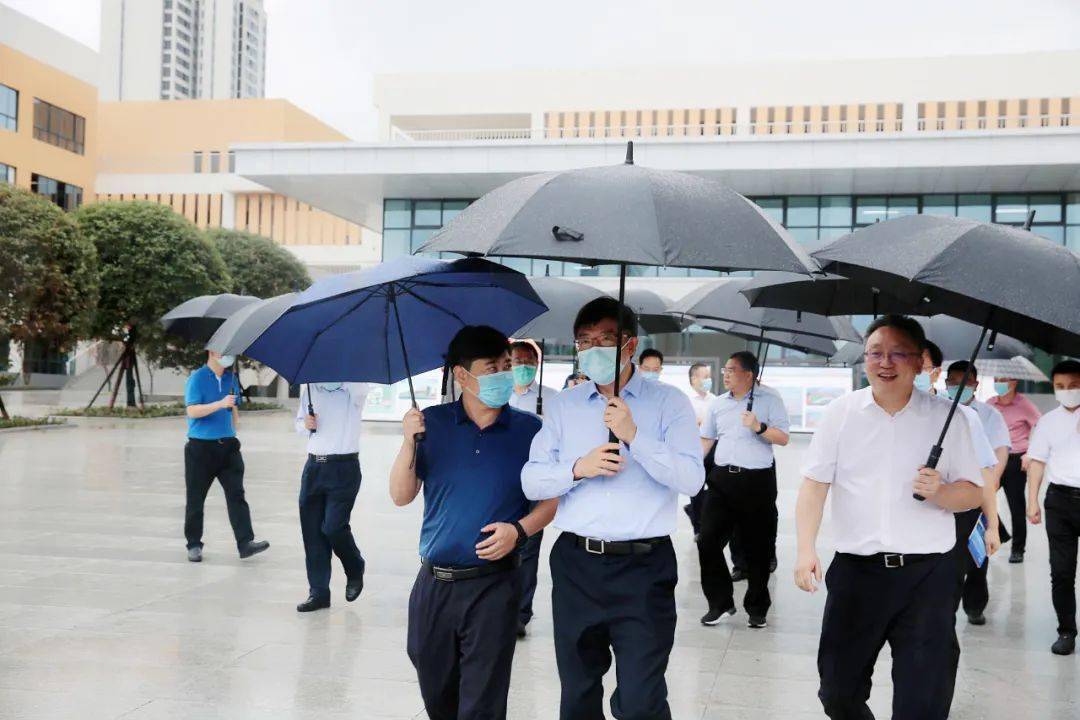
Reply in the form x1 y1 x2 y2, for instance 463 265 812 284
242 256 548 426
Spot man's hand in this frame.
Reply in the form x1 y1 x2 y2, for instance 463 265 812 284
795 550 822 593
1020 454 1031 472
1027 497 1042 525
912 466 943 499
985 527 1001 556
303 414 317 431
573 443 624 480
218 394 237 410
403 408 424 442
741 410 760 432
476 522 518 561
604 398 637 444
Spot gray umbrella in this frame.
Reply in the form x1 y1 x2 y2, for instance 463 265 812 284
624 288 685 335
206 293 298 356
513 277 606 343
160 293 260 343
918 316 1032 361
697 319 843 358
741 271 919 318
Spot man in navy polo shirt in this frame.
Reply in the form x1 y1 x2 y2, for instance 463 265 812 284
183 350 269 563
389 326 557 720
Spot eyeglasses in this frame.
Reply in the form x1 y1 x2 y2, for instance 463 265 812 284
863 351 920 364
574 333 622 351
720 366 748 375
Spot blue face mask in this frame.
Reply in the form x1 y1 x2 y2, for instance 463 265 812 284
701 378 713 393
914 373 932 391
467 370 514 409
218 355 235 368
317 382 343 393
577 344 628 387
641 370 661 381
946 385 975 404
994 381 1011 396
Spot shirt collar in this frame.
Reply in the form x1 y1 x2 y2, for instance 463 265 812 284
451 399 512 428
586 365 643 400
860 386 920 415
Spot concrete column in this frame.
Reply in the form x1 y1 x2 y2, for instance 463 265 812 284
735 105 752 135
221 191 236 229
901 100 919 134
530 111 545 140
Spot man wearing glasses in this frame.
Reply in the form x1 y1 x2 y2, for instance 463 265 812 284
698 351 790 629
522 297 704 720
795 315 983 720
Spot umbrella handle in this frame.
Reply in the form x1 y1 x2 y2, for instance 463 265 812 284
536 340 545 417
307 384 316 436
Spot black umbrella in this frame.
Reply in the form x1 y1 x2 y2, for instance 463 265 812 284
418 141 816 440
696 319 847 358
624 288 685 335
741 271 921 318
206 293 298 356
916 316 1033 362
160 293 260 342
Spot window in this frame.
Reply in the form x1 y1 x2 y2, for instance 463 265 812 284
787 197 818 227
228 151 236 173
32 99 85 154
414 201 442 227
957 194 991 221
754 198 784 224
31 173 82 211
209 151 220 173
922 194 957 216
854 197 887 225
193 151 203 173
819 196 852 226
0 162 14 184
0 84 17 131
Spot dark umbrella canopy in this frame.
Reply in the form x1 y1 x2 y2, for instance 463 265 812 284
513 277 606 343
697 319 843 358
242 256 547 386
917 316 1032 361
624 288 685 335
205 293 298 356
160 293 260 343
741 271 919 318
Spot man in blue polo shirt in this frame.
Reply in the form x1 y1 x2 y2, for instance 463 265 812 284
389 326 557 720
183 350 269 563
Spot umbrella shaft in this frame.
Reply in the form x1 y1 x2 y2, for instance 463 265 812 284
610 265 627 445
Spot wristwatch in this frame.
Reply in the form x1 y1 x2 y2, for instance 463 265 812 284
512 520 528 548
755 422 769 436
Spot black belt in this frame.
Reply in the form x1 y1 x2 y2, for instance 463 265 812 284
308 452 359 464
1049 483 1080 500
715 464 771 474
565 532 668 556
188 437 237 446
422 554 520 582
838 551 944 569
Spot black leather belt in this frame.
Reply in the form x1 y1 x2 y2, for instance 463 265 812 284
1049 483 1080 500
715 464 771 474
308 452 359 463
422 554 520 582
838 551 943 568
565 532 667 556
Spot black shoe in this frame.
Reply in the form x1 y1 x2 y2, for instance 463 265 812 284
730 568 746 582
187 547 202 563
296 596 330 613
1009 550 1024 564
516 622 528 639
769 558 778 573
345 575 364 602
701 605 736 626
239 540 270 559
1052 634 1076 656
748 615 768 629
967 612 986 626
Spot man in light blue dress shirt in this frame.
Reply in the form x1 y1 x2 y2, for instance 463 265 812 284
522 297 704 720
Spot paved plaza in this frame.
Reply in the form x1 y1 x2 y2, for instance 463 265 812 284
0 410 1077 719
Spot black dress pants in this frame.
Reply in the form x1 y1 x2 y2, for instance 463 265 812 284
550 533 677 720
1046 483 1080 636
517 529 543 626
298 456 365 601
817 552 958 720
950 508 1011 617
698 465 776 617
184 438 254 550
999 453 1028 553
406 565 520 720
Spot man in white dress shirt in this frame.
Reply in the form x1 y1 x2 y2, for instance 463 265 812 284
1026 359 1080 656
685 362 717 537
509 340 556 416
795 315 983 720
294 382 370 612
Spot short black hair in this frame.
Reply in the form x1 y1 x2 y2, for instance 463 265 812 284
573 297 638 338
925 340 943 369
865 314 927 352
446 326 510 370
509 340 539 362
639 348 664 364
729 350 759 377
1051 359 1080 379
947 360 977 379
689 362 709 382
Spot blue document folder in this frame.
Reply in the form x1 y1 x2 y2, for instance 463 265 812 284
968 513 988 568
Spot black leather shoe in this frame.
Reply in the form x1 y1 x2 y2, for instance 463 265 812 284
296 596 330 613
1052 634 1076 656
748 615 768 629
730 568 746 582
239 540 270 559
967 612 986 626
187 547 202 563
1009 550 1024 564
701 605 736 626
516 622 528 639
345 575 364 602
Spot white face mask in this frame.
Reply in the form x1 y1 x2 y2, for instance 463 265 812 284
1055 388 1080 410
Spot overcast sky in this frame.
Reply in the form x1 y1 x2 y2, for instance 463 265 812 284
7 0 1080 139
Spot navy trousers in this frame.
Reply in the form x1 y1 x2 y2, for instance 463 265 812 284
518 530 543 626
550 533 677 720
298 456 365 601
407 566 520 720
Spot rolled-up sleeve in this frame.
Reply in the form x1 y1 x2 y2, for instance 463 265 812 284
628 388 705 495
521 398 577 500
294 386 309 435
801 398 843 484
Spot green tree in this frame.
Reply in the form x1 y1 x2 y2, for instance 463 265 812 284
208 228 311 298
76 202 231 406
0 186 98 416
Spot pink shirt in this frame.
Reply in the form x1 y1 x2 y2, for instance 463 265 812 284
987 393 1042 454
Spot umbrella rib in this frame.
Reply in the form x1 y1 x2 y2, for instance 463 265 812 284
291 286 384 381
398 285 470 325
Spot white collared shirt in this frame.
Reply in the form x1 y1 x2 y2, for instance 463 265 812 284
969 400 1011 453
701 385 790 470
689 390 716 426
295 383 370 456
1028 406 1080 489
802 387 983 555
957 403 1001 469
508 383 557 416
